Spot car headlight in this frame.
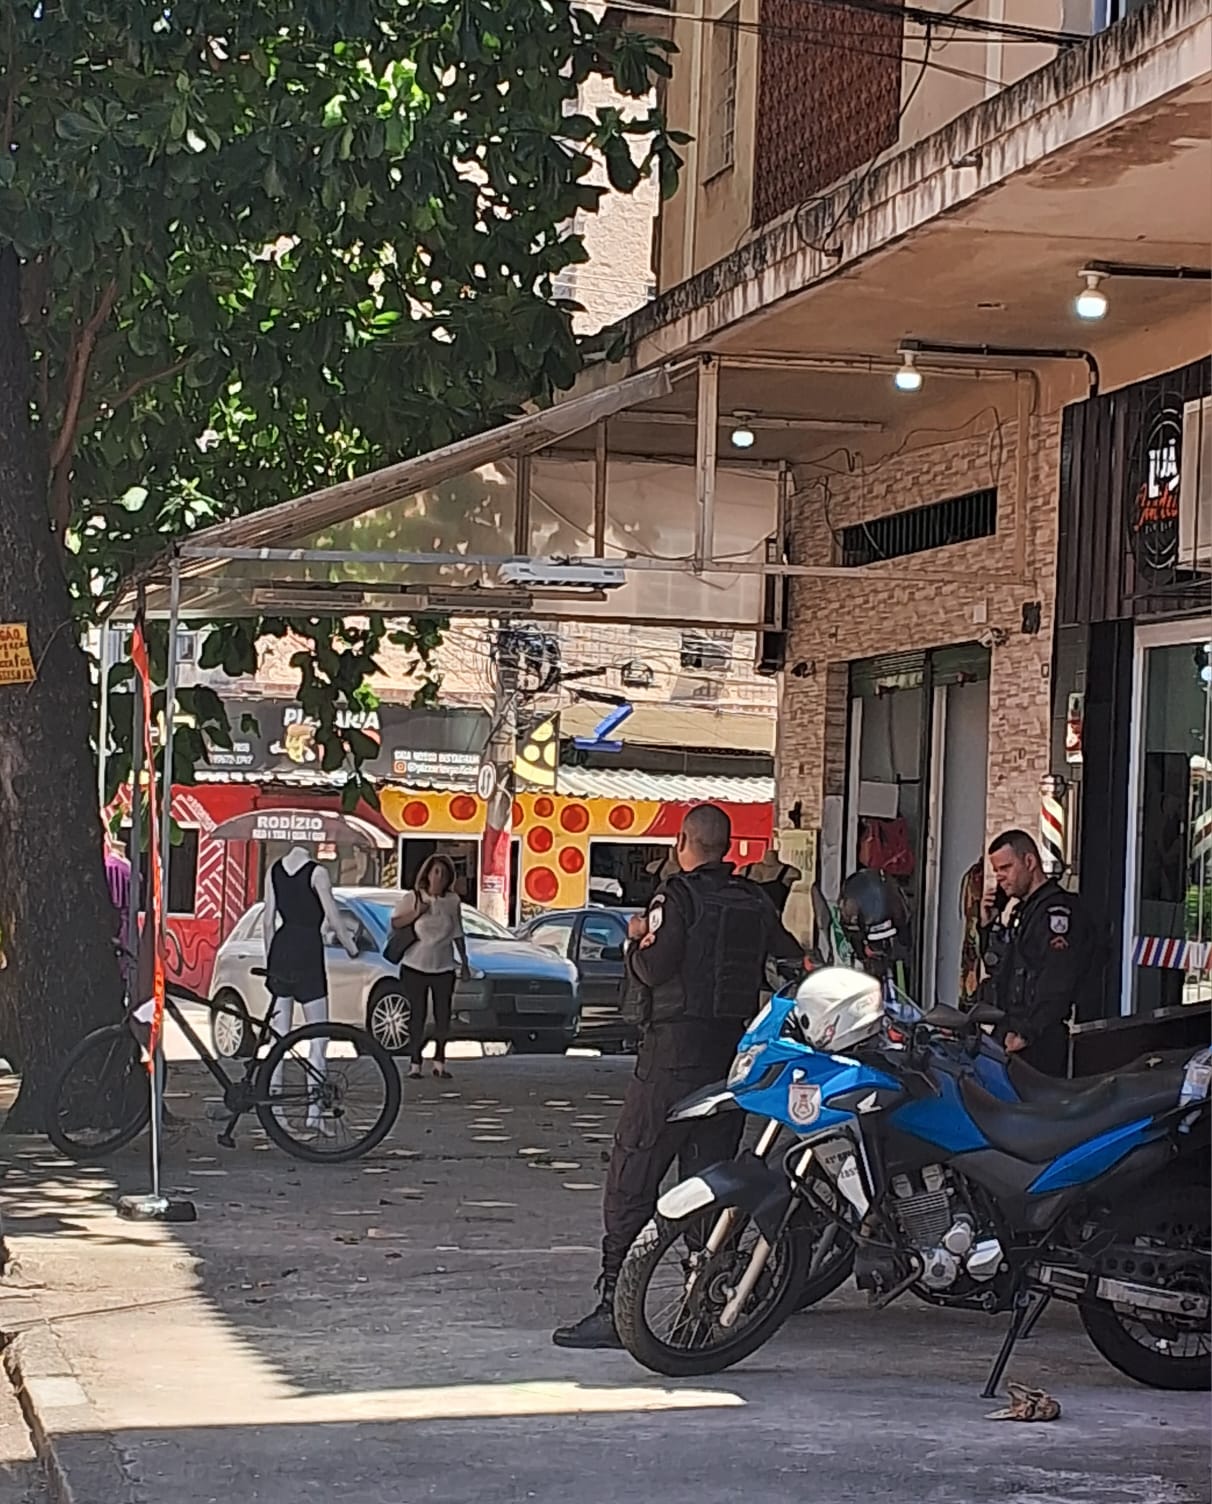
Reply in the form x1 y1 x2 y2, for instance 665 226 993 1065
727 1044 765 1087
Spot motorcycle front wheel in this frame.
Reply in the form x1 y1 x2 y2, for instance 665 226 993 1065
1079 1182 1210 1391
615 1208 809 1377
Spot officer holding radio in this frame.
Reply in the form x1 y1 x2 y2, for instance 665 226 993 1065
553 803 803 1350
980 828 1099 1077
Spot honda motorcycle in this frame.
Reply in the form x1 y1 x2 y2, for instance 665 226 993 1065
614 968 1211 1393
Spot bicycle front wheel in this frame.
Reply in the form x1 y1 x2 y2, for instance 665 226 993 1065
47 1023 151 1160
255 1022 400 1163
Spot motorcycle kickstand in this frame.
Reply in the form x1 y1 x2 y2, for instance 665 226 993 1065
1018 1288 1050 1341
981 1288 1051 1400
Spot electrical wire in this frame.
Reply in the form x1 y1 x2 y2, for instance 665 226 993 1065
601 0 1086 51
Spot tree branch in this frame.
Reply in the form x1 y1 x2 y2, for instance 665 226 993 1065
102 356 191 418
49 279 118 474
47 279 119 535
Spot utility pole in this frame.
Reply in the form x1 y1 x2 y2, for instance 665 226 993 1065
480 625 519 926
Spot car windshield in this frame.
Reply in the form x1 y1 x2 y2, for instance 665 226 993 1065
358 898 513 942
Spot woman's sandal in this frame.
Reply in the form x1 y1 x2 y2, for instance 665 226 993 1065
407 1067 423 1080
432 1066 452 1080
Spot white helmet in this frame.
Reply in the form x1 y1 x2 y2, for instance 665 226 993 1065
794 967 884 1053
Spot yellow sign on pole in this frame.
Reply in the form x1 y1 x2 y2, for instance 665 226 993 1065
0 623 36 686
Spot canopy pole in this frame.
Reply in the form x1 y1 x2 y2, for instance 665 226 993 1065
514 456 532 555
149 556 182 1202
119 561 195 1225
593 421 608 555
694 355 719 569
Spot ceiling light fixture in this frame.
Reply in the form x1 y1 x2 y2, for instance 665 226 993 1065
894 350 923 392
729 412 757 448
1075 270 1108 321
897 337 1100 395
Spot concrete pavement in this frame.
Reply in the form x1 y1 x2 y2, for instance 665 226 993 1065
0 1052 1208 1504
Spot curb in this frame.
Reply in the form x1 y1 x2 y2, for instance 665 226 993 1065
4 1321 137 1503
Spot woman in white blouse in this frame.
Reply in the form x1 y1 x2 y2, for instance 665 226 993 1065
391 854 470 1080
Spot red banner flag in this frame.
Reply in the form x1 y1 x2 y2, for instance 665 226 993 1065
130 623 167 1065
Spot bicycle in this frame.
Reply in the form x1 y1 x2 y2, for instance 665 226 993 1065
47 971 401 1165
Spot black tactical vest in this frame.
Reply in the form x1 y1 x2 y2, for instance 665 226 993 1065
666 870 770 1022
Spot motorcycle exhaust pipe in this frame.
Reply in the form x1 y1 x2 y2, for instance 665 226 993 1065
719 1143 814 1328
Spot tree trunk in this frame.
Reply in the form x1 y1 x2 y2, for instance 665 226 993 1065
0 244 122 1132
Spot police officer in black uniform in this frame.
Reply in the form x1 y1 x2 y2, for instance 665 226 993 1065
979 828 1098 1076
553 804 804 1349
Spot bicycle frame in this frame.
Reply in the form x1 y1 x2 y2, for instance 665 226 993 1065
147 983 322 1149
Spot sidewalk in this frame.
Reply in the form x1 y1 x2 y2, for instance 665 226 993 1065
1 1055 1208 1504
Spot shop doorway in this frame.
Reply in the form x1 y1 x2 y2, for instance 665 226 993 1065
397 834 521 923
588 839 675 907
846 645 990 1003
1126 620 1212 1014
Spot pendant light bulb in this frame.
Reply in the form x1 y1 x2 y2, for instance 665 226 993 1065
1075 270 1108 321
730 413 756 449
894 350 923 392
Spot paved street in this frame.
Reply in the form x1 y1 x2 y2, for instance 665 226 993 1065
0 1052 1208 1504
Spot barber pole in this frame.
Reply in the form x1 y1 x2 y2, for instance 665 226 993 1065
1039 775 1067 877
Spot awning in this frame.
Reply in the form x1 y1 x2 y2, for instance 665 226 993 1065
114 358 783 631
177 364 676 557
558 768 774 804
560 702 774 754
210 809 392 848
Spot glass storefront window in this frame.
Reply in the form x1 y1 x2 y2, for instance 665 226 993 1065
1130 627 1212 1013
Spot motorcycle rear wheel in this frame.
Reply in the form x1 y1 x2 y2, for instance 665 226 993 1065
615 1209 810 1377
1079 1183 1210 1391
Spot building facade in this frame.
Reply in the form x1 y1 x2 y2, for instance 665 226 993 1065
585 0 1211 1025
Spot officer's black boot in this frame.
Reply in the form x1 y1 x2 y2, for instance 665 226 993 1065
552 1279 622 1350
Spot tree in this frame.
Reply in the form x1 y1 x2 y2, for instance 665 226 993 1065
0 1 681 1128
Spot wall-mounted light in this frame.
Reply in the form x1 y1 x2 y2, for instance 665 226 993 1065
729 412 756 448
894 337 1100 396
1072 259 1210 322
1075 270 1108 321
894 350 923 392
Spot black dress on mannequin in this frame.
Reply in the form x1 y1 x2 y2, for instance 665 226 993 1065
266 859 327 1003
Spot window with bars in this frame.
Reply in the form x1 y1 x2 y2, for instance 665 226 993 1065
840 489 998 567
703 7 739 180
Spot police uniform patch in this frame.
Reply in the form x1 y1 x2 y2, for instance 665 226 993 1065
1049 911 1069 935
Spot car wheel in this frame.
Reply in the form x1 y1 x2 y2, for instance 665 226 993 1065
211 990 254 1059
367 981 413 1056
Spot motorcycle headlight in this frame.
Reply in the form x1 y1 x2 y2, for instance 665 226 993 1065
727 1044 765 1087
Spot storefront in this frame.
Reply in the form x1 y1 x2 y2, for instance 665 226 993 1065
1053 354 1211 1059
844 644 991 1004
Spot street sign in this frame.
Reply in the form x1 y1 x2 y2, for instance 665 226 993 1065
0 623 35 686
477 763 496 800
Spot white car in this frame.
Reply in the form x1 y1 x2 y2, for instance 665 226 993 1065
209 887 580 1057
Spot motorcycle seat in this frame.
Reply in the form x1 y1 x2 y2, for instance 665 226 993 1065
959 1069 1185 1164
1006 1048 1195 1106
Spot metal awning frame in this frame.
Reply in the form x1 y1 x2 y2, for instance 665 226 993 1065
115 348 1029 628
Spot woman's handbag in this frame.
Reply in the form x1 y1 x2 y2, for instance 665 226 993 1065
384 892 420 965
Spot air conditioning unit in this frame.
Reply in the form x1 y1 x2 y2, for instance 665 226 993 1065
1180 395 1212 569
498 560 626 592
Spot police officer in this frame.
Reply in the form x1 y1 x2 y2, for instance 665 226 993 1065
553 804 803 1349
980 828 1097 1076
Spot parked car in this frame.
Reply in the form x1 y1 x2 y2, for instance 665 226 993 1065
515 907 638 1052
209 888 580 1058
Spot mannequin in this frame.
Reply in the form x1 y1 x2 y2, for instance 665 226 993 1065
262 846 357 1131
740 848 802 918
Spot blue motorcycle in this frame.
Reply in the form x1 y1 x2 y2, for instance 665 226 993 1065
614 967 1211 1393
